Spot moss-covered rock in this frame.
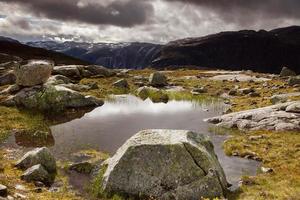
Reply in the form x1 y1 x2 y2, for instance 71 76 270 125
101 129 228 200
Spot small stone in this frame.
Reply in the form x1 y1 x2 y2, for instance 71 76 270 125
21 164 53 186
34 182 45 187
0 184 7 197
249 92 261 97
228 89 237 96
68 161 94 174
191 87 208 94
261 167 273 174
149 72 168 87
13 193 26 199
112 79 129 89
249 135 264 141
15 184 27 192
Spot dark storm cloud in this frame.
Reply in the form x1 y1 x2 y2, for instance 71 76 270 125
165 0 300 25
0 0 154 27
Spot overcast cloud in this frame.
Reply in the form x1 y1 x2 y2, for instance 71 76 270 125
0 0 299 43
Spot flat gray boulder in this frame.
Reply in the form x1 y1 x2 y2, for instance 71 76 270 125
102 129 228 200
0 70 16 86
2 85 103 111
53 65 115 79
15 147 56 173
206 101 300 131
149 72 168 87
15 60 53 86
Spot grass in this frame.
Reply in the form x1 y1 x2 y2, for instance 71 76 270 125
224 130 300 200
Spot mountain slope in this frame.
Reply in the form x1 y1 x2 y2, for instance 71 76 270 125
152 26 300 74
0 39 88 65
27 41 162 69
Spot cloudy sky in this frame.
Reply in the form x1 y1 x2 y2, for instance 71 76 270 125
0 0 299 43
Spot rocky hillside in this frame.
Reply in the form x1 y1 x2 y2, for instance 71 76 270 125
0 39 88 65
152 26 300 74
27 41 162 69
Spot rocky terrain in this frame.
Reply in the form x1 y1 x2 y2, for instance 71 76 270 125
27 41 162 69
0 56 299 199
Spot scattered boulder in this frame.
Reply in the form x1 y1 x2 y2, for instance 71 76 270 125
280 67 297 77
53 65 81 79
286 102 300 113
2 85 103 111
149 72 168 87
288 76 300 86
228 89 238 96
0 184 7 197
239 88 255 95
0 71 16 86
21 164 53 186
270 92 300 104
68 161 94 174
102 129 228 199
16 147 56 173
149 90 169 103
45 75 71 86
112 79 129 89
261 167 273 174
191 86 208 95
15 60 53 87
206 101 300 131
136 86 150 100
53 65 115 79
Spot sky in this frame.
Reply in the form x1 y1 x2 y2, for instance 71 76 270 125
0 0 299 44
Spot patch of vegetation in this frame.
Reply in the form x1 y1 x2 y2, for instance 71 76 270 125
224 130 300 200
0 106 48 143
0 150 83 200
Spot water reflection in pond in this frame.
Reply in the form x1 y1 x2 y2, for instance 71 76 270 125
50 95 259 186
2 95 259 187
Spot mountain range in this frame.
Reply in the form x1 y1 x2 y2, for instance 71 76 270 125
27 41 162 69
1 26 300 74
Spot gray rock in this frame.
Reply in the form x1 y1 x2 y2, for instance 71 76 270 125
239 88 254 95
286 102 300 113
288 76 300 86
0 184 7 197
15 147 56 173
53 65 81 79
279 67 297 77
191 87 208 94
45 75 71 86
102 129 228 200
136 86 150 100
53 65 115 79
270 92 300 104
0 71 16 86
112 79 129 89
21 164 53 186
206 101 300 131
149 72 168 87
149 90 169 103
15 60 53 86
69 161 94 174
2 85 103 111
228 89 238 96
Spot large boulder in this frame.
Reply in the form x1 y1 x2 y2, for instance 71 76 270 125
15 60 53 86
149 72 168 87
279 67 297 77
53 65 115 79
102 129 228 199
2 85 103 111
15 147 57 173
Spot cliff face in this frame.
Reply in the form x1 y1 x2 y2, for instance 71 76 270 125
152 26 300 74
